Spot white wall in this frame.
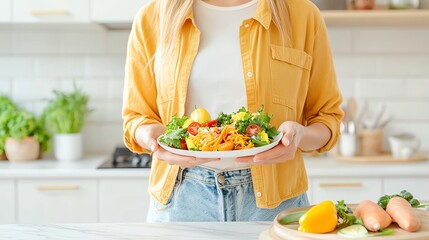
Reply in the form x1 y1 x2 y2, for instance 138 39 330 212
0 24 428 153
0 25 128 153
329 26 429 151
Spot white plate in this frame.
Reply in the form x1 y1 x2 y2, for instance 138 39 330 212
157 132 283 158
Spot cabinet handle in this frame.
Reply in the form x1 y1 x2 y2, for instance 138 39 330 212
319 182 363 188
30 10 70 16
37 185 80 191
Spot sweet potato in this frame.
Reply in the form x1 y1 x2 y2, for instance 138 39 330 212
386 196 421 232
354 200 392 231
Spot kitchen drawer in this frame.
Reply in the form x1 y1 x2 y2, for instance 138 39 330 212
383 177 429 203
0 0 12 22
17 179 97 224
311 177 382 204
0 180 15 224
91 0 148 23
99 179 150 222
12 0 90 23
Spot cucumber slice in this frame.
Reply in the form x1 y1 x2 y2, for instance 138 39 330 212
338 225 368 238
278 211 306 225
338 225 394 238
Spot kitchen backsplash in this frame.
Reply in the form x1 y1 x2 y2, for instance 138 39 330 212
0 24 428 153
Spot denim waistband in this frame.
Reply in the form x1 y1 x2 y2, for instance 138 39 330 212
181 166 252 187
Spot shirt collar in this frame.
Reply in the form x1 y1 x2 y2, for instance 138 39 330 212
185 0 272 30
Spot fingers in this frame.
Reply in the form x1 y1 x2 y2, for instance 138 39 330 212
236 144 296 165
154 148 219 168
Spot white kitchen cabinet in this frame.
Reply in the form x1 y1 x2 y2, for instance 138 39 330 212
383 177 429 203
311 177 382 204
12 0 90 23
99 178 150 222
17 179 97 224
0 0 11 22
91 0 149 23
0 180 15 224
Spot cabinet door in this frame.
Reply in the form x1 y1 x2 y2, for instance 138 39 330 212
312 177 382 204
0 0 11 22
12 0 89 23
91 0 149 23
384 177 429 203
0 180 15 224
99 178 150 222
17 179 97 224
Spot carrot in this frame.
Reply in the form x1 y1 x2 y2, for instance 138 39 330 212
386 196 421 232
354 200 392 232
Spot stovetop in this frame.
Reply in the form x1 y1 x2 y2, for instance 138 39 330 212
98 147 152 169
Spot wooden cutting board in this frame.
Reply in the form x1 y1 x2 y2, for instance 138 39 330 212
260 204 429 240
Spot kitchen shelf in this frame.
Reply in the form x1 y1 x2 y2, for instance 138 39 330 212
322 10 429 26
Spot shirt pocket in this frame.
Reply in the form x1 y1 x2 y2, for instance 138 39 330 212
269 45 312 118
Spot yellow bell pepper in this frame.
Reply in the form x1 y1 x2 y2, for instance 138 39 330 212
298 200 337 233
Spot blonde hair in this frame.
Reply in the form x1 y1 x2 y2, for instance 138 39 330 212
154 0 292 81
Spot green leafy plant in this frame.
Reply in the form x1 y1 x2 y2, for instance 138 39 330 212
42 87 91 134
6 110 51 152
0 96 18 155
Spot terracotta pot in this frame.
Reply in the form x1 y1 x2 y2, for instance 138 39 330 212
0 153 7 161
5 137 40 162
354 0 375 9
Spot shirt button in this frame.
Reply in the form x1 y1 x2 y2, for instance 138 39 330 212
247 71 253 78
217 175 225 184
244 23 250 28
256 192 262 198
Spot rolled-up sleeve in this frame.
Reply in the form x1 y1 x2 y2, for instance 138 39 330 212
122 6 161 154
304 19 344 153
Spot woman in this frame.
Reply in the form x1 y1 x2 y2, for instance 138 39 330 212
123 0 343 222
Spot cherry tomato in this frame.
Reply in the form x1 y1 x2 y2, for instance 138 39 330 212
245 124 261 136
217 142 234 151
206 120 218 128
188 122 202 136
180 139 188 150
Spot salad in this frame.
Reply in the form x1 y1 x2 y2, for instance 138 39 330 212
159 106 280 151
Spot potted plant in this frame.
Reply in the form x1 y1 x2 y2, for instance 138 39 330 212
0 96 18 160
3 110 50 162
42 87 91 162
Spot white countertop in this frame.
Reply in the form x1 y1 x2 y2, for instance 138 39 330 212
0 222 271 240
304 155 429 177
0 154 428 179
0 155 151 178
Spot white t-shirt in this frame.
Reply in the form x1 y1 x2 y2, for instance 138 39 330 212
185 0 258 170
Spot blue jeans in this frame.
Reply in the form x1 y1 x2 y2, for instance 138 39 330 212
147 166 309 222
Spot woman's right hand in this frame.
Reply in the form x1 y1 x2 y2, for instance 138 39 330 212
136 124 219 168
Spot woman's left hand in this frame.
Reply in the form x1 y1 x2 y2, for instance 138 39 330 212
236 121 305 165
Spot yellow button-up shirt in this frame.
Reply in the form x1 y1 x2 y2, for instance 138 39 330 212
123 0 343 208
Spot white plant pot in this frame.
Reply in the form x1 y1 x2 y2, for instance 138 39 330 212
54 133 83 162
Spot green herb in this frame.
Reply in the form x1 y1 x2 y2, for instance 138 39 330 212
159 128 188 149
377 190 427 209
336 200 364 229
216 112 232 126
41 86 91 134
165 115 189 133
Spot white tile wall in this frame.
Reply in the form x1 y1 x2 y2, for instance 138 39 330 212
1 25 429 153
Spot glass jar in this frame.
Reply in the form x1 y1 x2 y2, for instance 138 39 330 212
389 0 420 9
